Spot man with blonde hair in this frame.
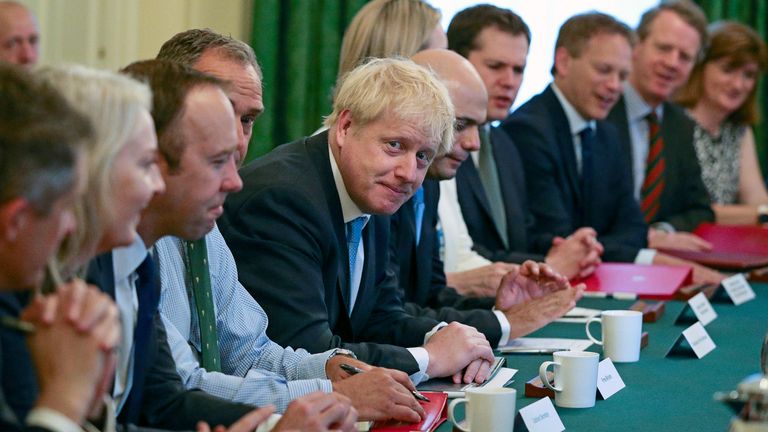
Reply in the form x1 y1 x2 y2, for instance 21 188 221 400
220 58 497 385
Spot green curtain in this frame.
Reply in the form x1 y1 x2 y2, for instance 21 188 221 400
694 0 768 175
247 0 368 162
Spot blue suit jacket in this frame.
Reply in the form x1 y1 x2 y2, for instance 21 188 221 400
606 97 714 231
455 127 547 262
219 131 439 374
500 86 648 262
86 252 253 430
389 178 501 345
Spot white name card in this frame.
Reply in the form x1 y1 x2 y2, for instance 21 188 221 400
721 274 756 306
682 322 716 358
596 358 625 399
687 292 717 325
519 397 565 432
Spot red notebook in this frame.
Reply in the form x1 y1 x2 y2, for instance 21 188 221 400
370 392 447 432
572 263 692 300
659 224 768 270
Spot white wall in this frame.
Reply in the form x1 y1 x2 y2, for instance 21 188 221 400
440 0 659 111
16 0 252 70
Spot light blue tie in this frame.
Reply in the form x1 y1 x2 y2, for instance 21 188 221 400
413 187 425 246
346 216 366 296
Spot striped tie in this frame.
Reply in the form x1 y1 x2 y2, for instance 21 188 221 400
640 112 665 223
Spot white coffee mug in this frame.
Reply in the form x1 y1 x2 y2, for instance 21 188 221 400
448 387 516 431
585 310 643 363
538 351 599 408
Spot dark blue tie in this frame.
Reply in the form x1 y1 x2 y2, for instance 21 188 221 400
413 187 425 246
120 253 159 422
579 126 595 225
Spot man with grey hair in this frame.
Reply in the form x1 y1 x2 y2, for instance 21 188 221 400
0 1 39 66
154 32 424 423
157 28 264 165
220 58 497 386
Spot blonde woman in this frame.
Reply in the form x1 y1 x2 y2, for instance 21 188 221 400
676 22 768 224
338 0 445 77
35 65 165 274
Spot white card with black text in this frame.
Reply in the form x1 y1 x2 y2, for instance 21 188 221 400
682 322 716 358
519 397 565 432
596 358 625 399
687 292 717 325
721 274 755 305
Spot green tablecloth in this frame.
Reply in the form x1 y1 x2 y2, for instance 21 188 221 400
437 284 767 431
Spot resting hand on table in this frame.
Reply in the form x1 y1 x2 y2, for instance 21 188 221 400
648 229 713 252
546 227 603 279
424 322 495 384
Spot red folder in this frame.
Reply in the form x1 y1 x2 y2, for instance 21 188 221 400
660 224 768 270
572 263 693 300
370 392 447 432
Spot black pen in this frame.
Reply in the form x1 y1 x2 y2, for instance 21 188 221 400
1 316 35 333
340 363 431 402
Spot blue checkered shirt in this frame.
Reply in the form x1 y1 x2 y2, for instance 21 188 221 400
157 224 333 413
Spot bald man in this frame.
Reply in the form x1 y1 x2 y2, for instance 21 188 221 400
0 1 39 66
389 49 583 348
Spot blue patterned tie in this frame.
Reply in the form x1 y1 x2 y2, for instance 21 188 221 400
413 187 425 246
346 217 366 301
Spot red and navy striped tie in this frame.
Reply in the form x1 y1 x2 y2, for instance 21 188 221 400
640 112 665 223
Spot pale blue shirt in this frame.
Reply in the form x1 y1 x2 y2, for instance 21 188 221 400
327 144 434 383
111 235 149 414
622 83 664 201
156 225 333 413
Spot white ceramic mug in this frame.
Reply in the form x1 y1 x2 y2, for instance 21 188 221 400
585 310 643 363
538 351 599 408
448 387 516 431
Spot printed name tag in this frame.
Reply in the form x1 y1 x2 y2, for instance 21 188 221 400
682 322 716 358
721 274 756 306
596 358 625 399
688 292 717 325
519 397 565 432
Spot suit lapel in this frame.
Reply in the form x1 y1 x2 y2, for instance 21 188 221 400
608 97 634 186
305 132 351 314
542 88 582 208
86 251 116 298
458 160 494 223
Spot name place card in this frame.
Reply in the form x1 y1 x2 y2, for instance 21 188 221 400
519 397 565 432
721 274 756 306
687 292 717 325
596 358 625 399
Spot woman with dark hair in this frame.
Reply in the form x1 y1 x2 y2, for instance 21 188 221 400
676 21 768 224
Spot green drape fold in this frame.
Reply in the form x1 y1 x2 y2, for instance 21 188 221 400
248 0 367 162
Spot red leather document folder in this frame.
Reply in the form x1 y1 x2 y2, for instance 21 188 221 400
573 263 693 300
660 224 768 270
370 392 447 432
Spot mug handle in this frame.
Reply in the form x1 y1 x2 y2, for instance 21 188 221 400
585 316 603 345
448 398 470 432
538 361 562 392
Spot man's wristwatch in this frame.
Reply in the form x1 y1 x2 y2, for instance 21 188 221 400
757 205 768 224
328 348 358 360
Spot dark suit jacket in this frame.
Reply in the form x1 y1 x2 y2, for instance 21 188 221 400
389 178 501 345
500 86 648 262
219 132 439 374
606 97 714 231
455 127 546 263
86 252 253 430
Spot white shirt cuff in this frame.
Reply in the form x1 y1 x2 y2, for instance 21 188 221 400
634 248 657 264
26 407 83 432
406 347 430 385
423 321 448 344
492 310 511 346
255 413 283 432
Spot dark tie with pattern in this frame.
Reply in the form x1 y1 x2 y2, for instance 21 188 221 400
579 126 595 225
184 239 221 372
640 112 665 223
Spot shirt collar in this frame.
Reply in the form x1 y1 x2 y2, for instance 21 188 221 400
327 142 368 224
112 234 149 281
623 82 664 122
551 83 596 135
